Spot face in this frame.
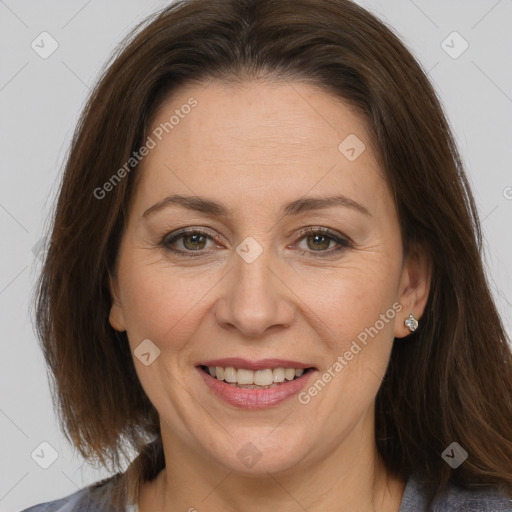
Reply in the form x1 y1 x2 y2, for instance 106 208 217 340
109 80 429 476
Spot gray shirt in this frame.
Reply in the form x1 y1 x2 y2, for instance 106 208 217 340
21 473 512 511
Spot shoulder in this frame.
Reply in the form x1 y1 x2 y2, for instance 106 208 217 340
20 475 125 512
432 482 512 512
20 489 86 512
400 474 512 512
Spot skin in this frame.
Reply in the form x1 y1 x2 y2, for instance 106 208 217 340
109 80 431 512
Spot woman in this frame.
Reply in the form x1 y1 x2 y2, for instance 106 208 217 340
24 0 512 510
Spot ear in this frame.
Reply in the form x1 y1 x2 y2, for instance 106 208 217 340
108 272 127 332
394 243 431 338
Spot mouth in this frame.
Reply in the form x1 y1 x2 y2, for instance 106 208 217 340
196 358 318 409
198 365 314 389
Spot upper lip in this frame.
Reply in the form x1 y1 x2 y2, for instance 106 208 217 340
198 358 316 371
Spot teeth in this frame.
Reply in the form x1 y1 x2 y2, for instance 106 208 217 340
224 367 237 383
237 368 254 385
273 367 285 383
206 365 309 386
284 368 295 380
254 369 273 386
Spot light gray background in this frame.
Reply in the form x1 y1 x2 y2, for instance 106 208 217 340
1 0 511 510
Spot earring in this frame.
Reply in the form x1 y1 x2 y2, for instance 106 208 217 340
405 314 419 332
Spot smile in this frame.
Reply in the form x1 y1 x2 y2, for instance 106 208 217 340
200 365 311 388
196 359 318 409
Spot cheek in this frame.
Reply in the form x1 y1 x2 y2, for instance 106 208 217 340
297 256 401 421
117 233 402 365
305 257 401 350
296 268 400 427
117 257 215 355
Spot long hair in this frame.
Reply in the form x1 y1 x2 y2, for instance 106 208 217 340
34 0 512 508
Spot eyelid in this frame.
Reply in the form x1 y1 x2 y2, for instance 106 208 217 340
294 226 353 246
160 225 353 257
160 226 221 252
292 226 352 258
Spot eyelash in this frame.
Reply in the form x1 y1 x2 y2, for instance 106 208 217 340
159 226 352 258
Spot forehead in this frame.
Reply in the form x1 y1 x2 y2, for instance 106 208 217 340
135 80 386 214
148 79 374 154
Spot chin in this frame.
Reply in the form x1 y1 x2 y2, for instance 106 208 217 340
207 428 314 476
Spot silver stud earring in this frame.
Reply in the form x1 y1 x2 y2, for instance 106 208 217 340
405 314 419 332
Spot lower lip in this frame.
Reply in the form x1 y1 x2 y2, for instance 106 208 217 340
197 367 316 409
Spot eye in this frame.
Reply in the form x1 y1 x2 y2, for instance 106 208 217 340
160 226 352 258
160 228 219 256
294 227 352 257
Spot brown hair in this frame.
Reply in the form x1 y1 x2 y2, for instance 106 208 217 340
34 0 512 508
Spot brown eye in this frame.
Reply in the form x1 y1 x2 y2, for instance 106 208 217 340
305 233 333 251
161 229 217 255
295 227 352 258
182 233 208 251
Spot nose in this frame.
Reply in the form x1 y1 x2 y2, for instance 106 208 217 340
214 248 296 338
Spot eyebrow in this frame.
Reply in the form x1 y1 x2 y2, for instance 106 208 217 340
142 193 371 218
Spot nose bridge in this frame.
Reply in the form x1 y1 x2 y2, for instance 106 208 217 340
215 235 294 336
